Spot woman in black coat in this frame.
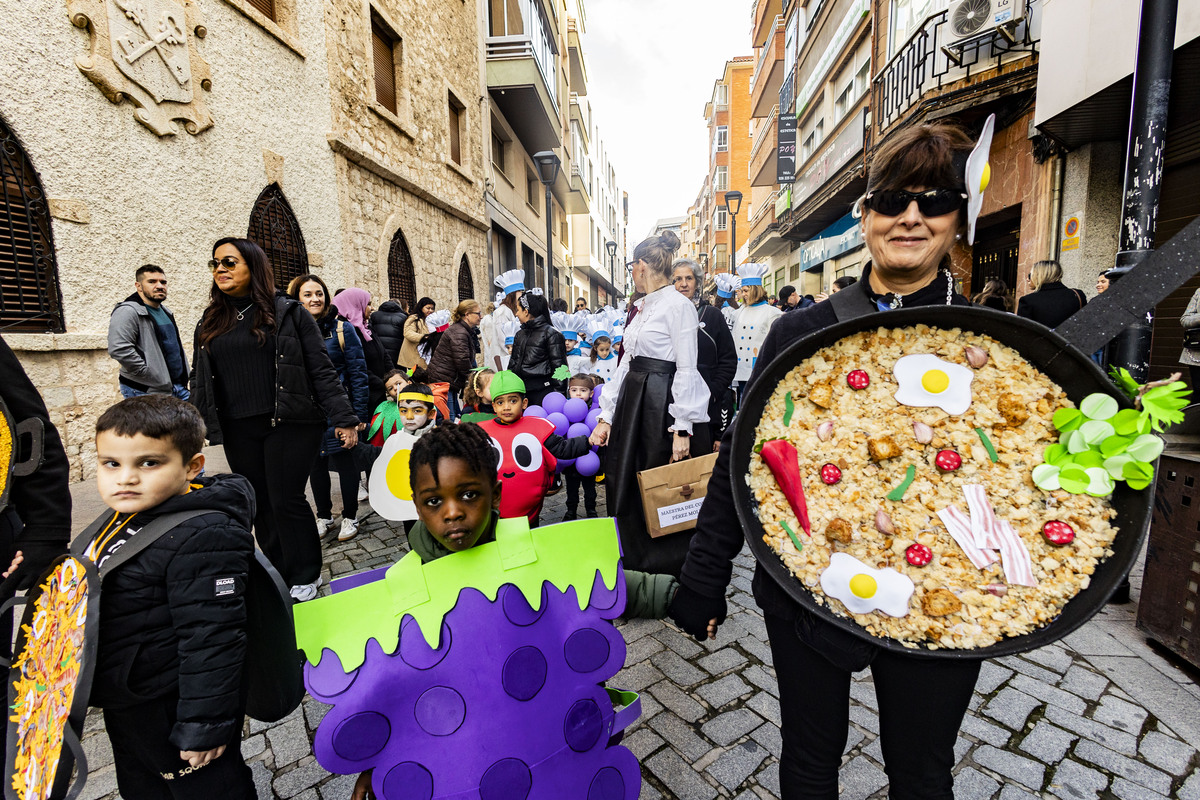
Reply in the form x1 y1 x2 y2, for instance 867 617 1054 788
426 299 483 419
369 299 407 366
509 293 568 406
190 238 358 602
673 259 737 446
1016 260 1086 328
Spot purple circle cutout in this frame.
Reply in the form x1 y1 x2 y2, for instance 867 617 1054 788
399 616 452 670
587 767 626 800
564 628 610 674
479 758 533 800
563 698 604 752
415 686 467 736
501 584 546 626
307 652 358 698
382 762 434 800
331 711 390 761
502 646 548 701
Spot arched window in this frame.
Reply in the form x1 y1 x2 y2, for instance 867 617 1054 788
458 254 473 301
1 118 63 332
247 184 308 289
387 228 416 312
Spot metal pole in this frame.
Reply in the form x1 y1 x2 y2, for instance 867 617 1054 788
730 216 737 273
1104 0 1177 382
544 183 555 305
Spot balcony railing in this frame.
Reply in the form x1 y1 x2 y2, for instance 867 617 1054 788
750 104 779 165
486 0 558 108
751 189 780 228
751 15 784 93
779 64 796 115
872 1 1038 134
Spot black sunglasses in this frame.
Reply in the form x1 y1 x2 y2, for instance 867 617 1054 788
862 188 967 218
208 256 240 272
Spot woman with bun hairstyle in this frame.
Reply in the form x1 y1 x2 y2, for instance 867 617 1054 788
426 299 483 420
589 230 710 575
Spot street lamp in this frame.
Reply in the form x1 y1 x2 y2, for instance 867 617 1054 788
605 239 617 302
724 190 743 273
532 150 561 304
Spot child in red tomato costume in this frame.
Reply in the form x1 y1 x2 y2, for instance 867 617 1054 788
478 371 592 524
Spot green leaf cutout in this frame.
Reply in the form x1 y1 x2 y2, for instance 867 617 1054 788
1073 449 1105 470
1042 443 1069 466
1085 467 1115 497
1059 466 1091 494
1142 382 1190 431
1109 366 1140 400
1127 434 1164 463
1111 408 1144 436
1123 460 1154 485
1100 435 1132 458
1053 408 1084 432
1080 393 1119 421
1079 420 1116 445
975 428 999 463
1067 430 1092 455
784 393 796 426
886 464 917 502
1032 464 1061 491
1104 454 1134 480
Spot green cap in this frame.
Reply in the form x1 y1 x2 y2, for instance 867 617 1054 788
490 370 526 399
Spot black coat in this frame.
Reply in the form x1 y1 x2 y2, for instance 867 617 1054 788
361 334 392 411
510 317 567 388
1016 282 1086 328
370 301 406 367
88 474 255 751
426 320 480 392
696 302 737 433
190 295 358 444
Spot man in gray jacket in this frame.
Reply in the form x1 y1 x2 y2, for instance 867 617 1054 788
107 264 190 400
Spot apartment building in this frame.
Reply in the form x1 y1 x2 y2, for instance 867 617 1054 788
698 57 755 275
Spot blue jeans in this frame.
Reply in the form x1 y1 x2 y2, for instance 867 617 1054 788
120 382 191 402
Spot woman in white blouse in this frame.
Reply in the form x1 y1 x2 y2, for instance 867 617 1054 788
589 230 710 575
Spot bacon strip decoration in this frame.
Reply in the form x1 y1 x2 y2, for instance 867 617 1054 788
994 519 1038 587
936 506 998 570
964 484 1003 549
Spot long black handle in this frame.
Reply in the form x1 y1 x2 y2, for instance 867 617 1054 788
1055 215 1200 357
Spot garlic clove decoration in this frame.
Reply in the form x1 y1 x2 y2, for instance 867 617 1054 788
816 421 834 442
912 420 934 444
874 508 895 535
965 345 990 369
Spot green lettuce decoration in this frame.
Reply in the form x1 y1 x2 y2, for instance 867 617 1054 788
1034 373 1189 495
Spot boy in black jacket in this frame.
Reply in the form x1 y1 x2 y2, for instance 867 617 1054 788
84 396 256 797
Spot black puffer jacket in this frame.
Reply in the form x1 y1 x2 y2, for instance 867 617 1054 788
510 316 567 385
87 474 255 751
370 300 406 366
190 295 358 444
426 320 480 392
696 302 738 437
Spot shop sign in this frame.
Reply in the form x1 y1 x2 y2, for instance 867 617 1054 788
777 115 798 184
775 187 792 216
800 214 863 271
795 0 869 115
792 110 865 208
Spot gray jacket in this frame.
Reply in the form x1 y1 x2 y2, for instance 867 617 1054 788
107 293 188 392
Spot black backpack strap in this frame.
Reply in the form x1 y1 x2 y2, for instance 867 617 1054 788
828 280 879 323
70 510 209 577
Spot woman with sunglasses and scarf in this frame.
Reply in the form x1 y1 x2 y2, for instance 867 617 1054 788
191 238 359 602
670 122 986 800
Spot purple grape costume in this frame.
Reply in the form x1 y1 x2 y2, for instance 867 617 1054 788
293 517 642 800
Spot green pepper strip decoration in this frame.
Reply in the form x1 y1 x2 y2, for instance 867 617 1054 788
975 427 999 462
781 519 804 553
783 393 796 426
886 464 917 501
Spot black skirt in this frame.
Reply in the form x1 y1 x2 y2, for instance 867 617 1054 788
606 356 712 576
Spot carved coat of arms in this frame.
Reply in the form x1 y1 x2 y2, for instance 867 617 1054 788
68 0 213 136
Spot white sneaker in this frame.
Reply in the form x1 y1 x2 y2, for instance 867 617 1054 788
289 577 323 602
316 517 336 537
357 484 369 502
338 517 360 541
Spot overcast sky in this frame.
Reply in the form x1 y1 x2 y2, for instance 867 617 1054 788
581 0 752 245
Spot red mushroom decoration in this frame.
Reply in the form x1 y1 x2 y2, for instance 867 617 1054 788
820 463 842 485
934 449 962 473
1042 520 1075 546
905 542 933 567
847 370 870 390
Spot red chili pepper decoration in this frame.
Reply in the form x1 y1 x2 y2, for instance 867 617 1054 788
1043 520 1075 545
935 449 962 472
820 463 842 485
906 543 933 566
760 439 811 536
847 370 870 390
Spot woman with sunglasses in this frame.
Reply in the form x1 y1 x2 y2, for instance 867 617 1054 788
670 123 986 799
191 239 359 602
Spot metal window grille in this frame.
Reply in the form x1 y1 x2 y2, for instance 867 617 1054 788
1 119 64 332
457 255 473 301
246 0 275 21
247 183 308 290
387 228 417 313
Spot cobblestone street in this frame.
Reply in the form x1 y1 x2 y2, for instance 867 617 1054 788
70 449 1200 800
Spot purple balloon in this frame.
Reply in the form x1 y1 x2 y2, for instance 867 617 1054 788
567 422 591 440
555 457 575 473
525 405 547 418
592 385 604 405
542 392 567 414
547 412 570 437
575 451 602 477
585 409 602 429
564 398 589 424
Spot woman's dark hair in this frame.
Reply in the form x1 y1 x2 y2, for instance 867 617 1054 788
551 298 569 314
286 273 332 319
97 395 206 461
519 292 551 324
408 421 499 491
832 276 858 291
864 122 976 228
500 292 521 315
971 279 1011 311
413 297 436 321
199 237 277 345
633 230 681 281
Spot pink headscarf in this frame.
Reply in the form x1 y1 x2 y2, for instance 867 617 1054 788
332 287 373 341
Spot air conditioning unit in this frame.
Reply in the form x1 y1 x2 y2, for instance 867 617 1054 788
946 0 1025 41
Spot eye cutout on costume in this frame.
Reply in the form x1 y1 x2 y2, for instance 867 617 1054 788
510 433 544 473
489 437 505 469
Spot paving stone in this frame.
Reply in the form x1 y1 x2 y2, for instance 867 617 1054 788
1057 664 1110 702
1093 694 1149 734
1138 730 1196 776
78 765 118 800
242 733 267 759
1023 643 1075 674
650 648 706 687
1018 721 1077 763
997 654 1063 684
645 749 718 800
273 759 326 798
746 689 781 726
706 740 768 791
843 726 866 754
251 761 274 799
1009 673 1088 714
648 679 707 722
982 687 1041 730
701 707 764 746
266 716 312 767
961 712 1012 746
82 730 114 770
653 625 705 658
848 703 880 734
742 664 779 696
1048 759 1108 799
303 699 331 729
756 760 781 796
697 673 750 708
840 755 889 800
698 647 748 675
1110 777 1171 800
864 734 883 764
617 617 660 642
848 679 878 711
1062 625 1135 657
973 745 1045 790
613 661 666 692
638 692 664 721
975 660 1014 694
752 719 783 758
648 712 711 761
740 635 774 666
954 766 1001 799
623 727 665 760
624 632 666 664
1179 769 1200 800
638 783 662 800
1073 740 1171 795
955 735 973 763
999 785 1042 800
1043 704 1139 756
318 773 359 800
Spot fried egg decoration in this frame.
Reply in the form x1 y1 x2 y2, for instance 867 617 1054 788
893 354 974 415
367 430 420 521
820 552 914 617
